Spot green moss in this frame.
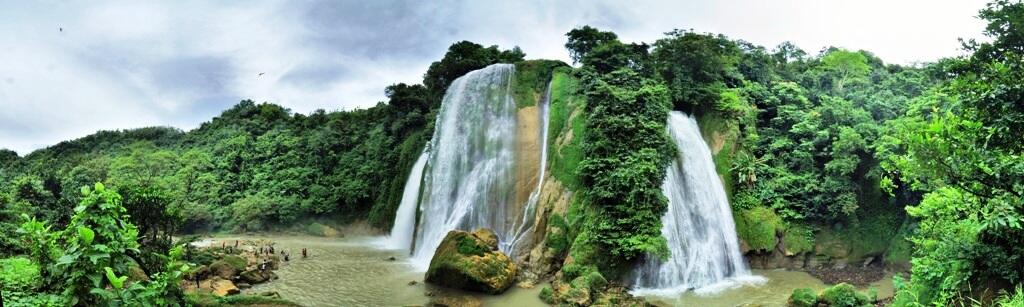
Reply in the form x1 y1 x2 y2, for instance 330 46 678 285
697 111 740 198
539 286 555 304
788 288 817 307
186 292 302 307
547 68 585 189
570 271 608 292
456 236 487 256
819 283 871 307
783 224 815 255
734 206 784 251
513 60 568 108
884 222 913 265
220 255 248 271
546 213 570 255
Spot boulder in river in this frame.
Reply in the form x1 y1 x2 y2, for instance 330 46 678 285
424 228 517 294
240 269 273 284
209 260 240 279
209 277 240 296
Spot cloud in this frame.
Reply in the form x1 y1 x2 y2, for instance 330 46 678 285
0 0 989 155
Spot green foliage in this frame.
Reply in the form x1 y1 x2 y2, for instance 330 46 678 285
882 1 1024 303
14 183 189 306
539 286 555 304
456 236 488 256
652 30 742 111
565 26 619 64
576 66 673 263
545 213 571 256
788 284 874 307
547 68 586 189
185 292 302 307
788 288 818 307
513 60 568 108
423 40 525 104
734 206 784 251
993 285 1024 307
819 283 872 307
783 224 815 255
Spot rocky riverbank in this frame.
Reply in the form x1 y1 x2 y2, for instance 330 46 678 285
182 238 292 297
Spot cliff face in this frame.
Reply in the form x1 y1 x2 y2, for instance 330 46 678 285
514 67 584 281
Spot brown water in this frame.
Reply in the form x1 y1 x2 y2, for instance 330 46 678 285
643 270 895 307
209 235 890 307
213 235 544 307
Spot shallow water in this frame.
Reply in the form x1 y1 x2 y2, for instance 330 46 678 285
643 269 895 307
212 234 544 307
204 234 889 307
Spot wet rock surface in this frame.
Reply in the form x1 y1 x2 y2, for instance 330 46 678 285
425 229 517 294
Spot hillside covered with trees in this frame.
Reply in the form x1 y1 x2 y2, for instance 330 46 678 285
3 1 1024 306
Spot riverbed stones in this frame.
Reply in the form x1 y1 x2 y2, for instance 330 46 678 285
210 260 240 279
209 277 240 296
424 228 517 294
240 268 273 284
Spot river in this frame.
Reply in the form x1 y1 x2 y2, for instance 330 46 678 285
203 234 888 307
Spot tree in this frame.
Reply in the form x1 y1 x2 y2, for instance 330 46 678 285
423 41 525 104
565 26 619 64
651 30 742 111
818 49 871 92
18 183 188 306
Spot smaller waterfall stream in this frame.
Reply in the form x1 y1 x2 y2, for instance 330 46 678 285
385 151 429 251
633 112 764 296
503 81 552 255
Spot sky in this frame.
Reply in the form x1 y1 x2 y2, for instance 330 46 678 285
0 0 989 155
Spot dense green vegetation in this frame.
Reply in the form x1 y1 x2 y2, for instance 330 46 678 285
0 40 526 305
4 1 1024 305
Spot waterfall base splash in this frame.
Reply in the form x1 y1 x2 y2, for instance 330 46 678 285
632 111 759 295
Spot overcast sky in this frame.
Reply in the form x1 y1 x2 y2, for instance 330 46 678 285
0 0 989 155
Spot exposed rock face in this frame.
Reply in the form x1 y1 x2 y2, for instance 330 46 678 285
425 229 517 294
515 105 542 208
240 268 274 284
209 277 240 296
209 260 240 279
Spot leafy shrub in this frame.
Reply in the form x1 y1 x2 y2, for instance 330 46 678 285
788 288 817 307
546 213 571 255
539 286 555 304
819 283 871 307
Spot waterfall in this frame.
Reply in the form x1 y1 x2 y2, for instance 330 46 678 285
503 80 552 255
385 151 429 251
632 111 763 296
409 64 521 269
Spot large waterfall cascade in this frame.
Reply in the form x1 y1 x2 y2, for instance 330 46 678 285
632 111 764 296
385 151 429 251
398 63 549 270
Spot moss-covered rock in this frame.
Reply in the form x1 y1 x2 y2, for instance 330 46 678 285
783 225 815 256
788 283 873 307
735 206 784 252
209 260 240 279
819 283 871 307
788 288 817 307
239 269 273 285
425 228 517 294
221 255 248 271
